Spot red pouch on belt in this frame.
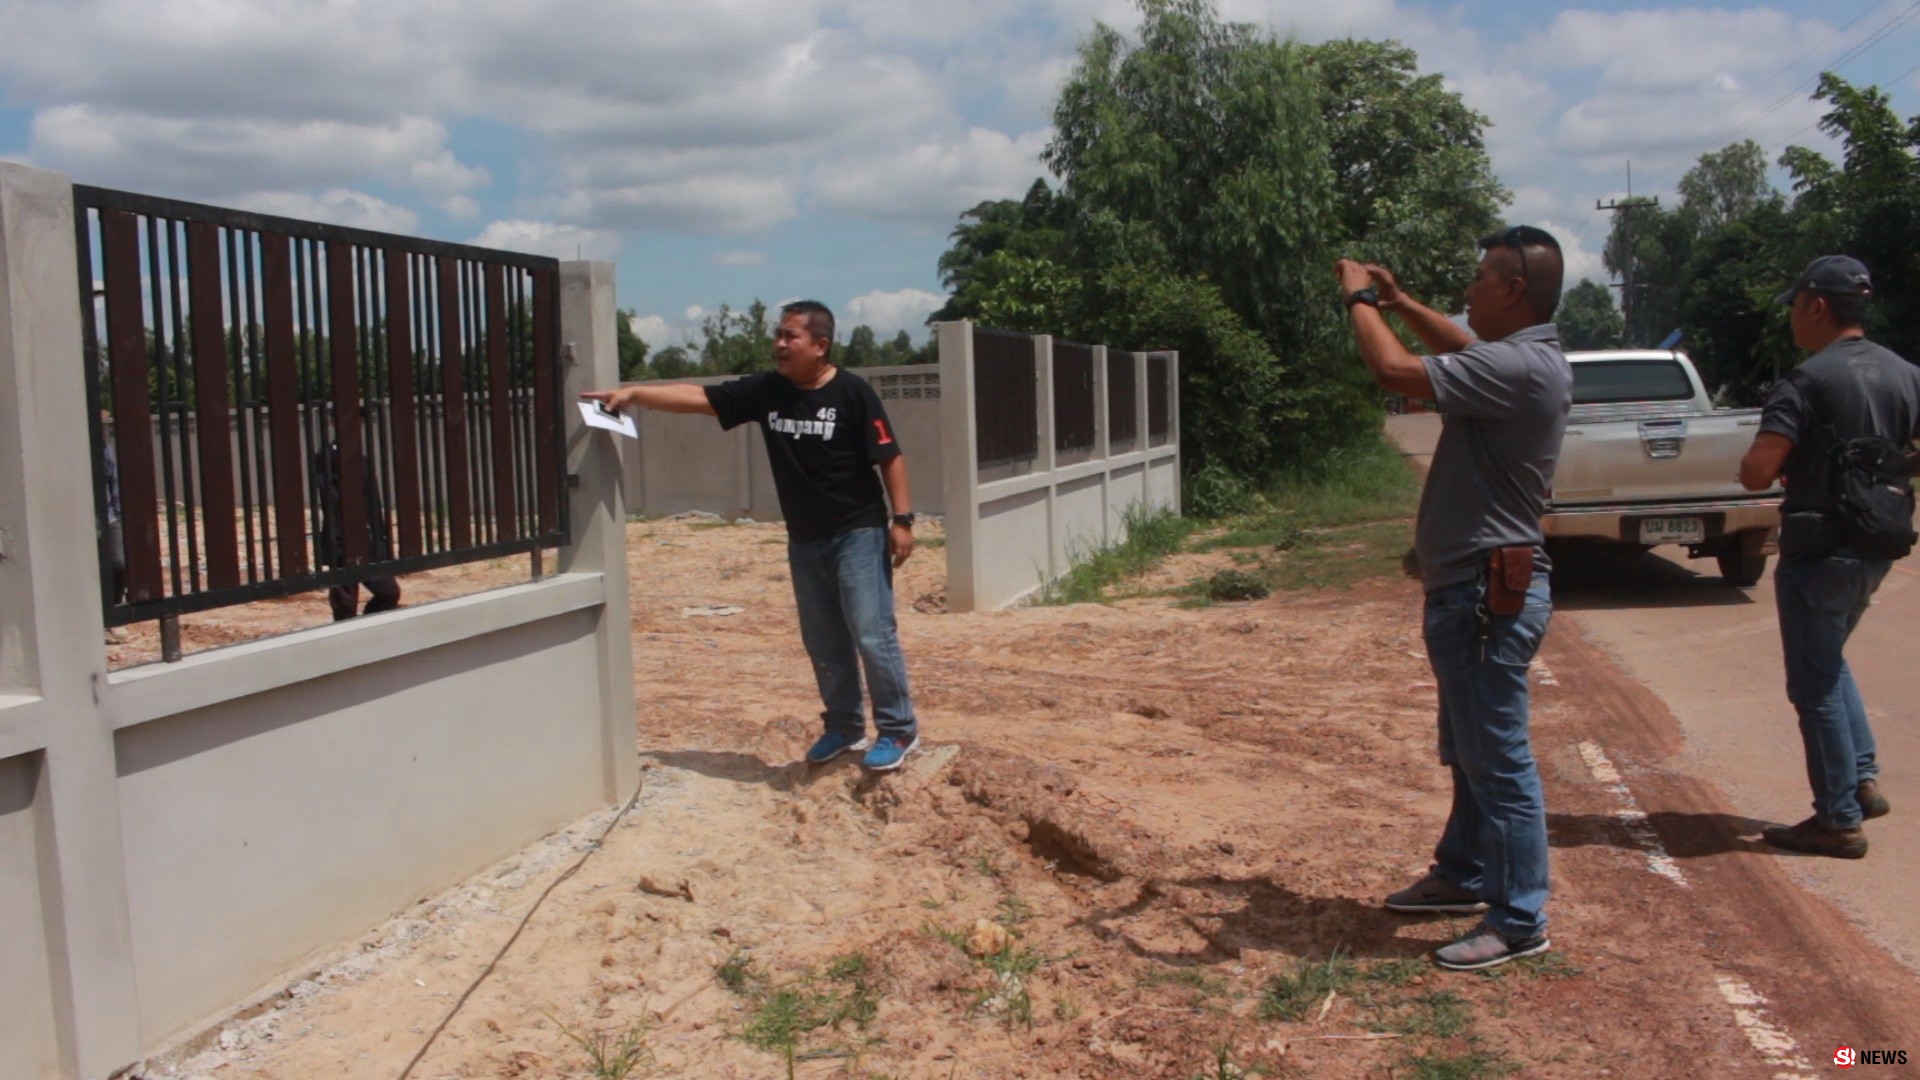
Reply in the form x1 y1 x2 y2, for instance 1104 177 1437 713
1486 545 1533 617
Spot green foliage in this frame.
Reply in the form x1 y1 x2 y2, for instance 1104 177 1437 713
1039 506 1195 605
549 1015 652 1080
1259 950 1359 1021
1201 568 1270 602
699 301 775 375
1400 1047 1517 1080
1555 280 1623 351
1598 76 1920 400
735 953 882 1073
935 1 1504 492
616 308 651 381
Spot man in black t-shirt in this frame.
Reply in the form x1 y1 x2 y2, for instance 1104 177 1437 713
1740 255 1920 859
583 300 921 771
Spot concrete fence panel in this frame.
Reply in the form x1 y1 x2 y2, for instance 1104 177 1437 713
935 321 1180 612
0 163 639 1079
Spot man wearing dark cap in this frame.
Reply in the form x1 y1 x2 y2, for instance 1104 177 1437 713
1337 225 1571 970
1740 255 1920 858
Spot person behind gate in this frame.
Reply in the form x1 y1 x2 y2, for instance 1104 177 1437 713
1335 225 1571 971
1738 255 1920 859
581 300 921 772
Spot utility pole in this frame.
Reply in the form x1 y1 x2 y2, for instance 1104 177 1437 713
1596 162 1660 345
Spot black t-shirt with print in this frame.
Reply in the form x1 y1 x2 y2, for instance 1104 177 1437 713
705 369 904 541
1761 337 1920 515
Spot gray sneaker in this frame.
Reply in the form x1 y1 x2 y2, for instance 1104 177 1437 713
1433 922 1550 971
1384 873 1488 915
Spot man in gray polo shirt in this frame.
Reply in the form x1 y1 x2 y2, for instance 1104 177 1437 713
1739 255 1920 859
1335 224 1571 970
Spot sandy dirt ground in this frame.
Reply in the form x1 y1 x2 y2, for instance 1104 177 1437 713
127 515 1920 1079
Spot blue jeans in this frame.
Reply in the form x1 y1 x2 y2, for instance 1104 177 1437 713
1775 551 1891 829
788 526 916 740
1424 572 1553 940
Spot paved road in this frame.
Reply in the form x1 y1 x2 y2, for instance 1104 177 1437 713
1390 413 1920 974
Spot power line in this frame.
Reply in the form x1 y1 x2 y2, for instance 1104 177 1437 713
1764 54 1920 157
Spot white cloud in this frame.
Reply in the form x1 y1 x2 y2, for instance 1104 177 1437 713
713 251 767 267
627 313 678 346
469 220 623 261
845 288 945 337
227 189 420 233
684 305 706 321
812 127 1050 225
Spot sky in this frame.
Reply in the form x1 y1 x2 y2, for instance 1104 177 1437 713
2 0 1917 354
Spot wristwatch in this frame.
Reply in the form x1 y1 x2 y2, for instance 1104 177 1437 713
891 513 915 529
1344 288 1380 309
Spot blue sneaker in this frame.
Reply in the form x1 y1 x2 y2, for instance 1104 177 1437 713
806 730 869 765
862 734 920 772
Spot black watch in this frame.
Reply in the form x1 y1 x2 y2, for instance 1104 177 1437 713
892 513 915 529
1344 288 1380 309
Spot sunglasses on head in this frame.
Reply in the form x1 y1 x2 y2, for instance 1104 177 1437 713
1489 225 1559 283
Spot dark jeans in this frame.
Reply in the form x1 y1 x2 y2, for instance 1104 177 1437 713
1775 551 1891 829
1424 572 1553 940
329 577 401 622
787 526 915 740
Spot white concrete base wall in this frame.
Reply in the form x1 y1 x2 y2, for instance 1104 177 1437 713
0 752 62 1080
113 599 606 1042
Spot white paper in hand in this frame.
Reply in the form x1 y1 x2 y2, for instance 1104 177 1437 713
577 401 638 439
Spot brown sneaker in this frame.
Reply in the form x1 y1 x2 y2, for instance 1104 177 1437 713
1762 816 1868 859
1385 872 1488 914
1859 780 1890 821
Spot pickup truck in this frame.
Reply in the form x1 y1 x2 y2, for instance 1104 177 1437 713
1543 350 1781 586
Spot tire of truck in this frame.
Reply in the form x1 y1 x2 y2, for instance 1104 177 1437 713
1717 548 1768 587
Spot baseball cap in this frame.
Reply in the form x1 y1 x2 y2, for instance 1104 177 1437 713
1775 255 1873 305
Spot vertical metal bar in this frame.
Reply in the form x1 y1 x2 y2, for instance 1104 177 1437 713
160 217 194 595
484 262 517 542
384 248 424 558
418 253 445 553
296 237 325 571
186 220 240 589
515 269 536 538
226 227 259 583
261 233 309 575
160 615 182 662
75 204 117 615
243 231 274 577
100 209 163 603
327 240 369 565
464 260 489 542
435 254 473 548
356 244 386 567
531 265 560 537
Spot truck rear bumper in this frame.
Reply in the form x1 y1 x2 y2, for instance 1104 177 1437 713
1542 499 1782 545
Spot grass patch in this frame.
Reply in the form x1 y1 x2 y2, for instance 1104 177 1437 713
1039 507 1195 605
917 534 947 549
1385 991 1472 1038
1142 965 1231 1007
1183 434 1420 595
726 953 882 1077
1199 568 1272 602
1400 1047 1517 1080
550 1016 652 1080
1259 951 1359 1021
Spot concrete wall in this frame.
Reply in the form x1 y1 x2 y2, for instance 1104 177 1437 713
618 367 944 521
936 322 1181 612
0 163 639 1079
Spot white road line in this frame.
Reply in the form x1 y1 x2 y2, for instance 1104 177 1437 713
1577 741 1689 888
1531 659 1559 686
1714 975 1817 1077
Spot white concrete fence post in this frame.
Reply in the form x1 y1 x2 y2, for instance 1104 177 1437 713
1091 343 1110 547
935 320 980 613
557 261 641 804
1032 334 1056 584
0 161 146 1080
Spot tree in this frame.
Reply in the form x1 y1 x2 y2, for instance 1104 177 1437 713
842 325 879 367
649 345 697 379
1676 140 1779 233
935 1 1509 503
1305 39 1508 312
616 308 651 381
1557 280 1623 351
698 301 775 375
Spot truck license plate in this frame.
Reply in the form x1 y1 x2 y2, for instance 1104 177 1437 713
1639 517 1704 544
